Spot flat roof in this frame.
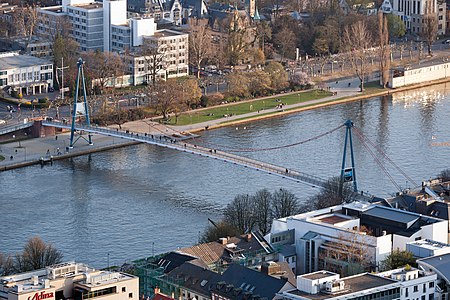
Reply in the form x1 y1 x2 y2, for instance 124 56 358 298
71 2 103 9
316 214 352 225
287 274 398 300
408 239 450 250
302 271 337 280
363 206 419 225
0 52 51 70
152 29 187 38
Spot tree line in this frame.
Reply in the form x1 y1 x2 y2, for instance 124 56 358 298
202 177 357 242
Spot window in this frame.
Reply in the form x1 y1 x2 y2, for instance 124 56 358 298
22 73 26 81
406 288 409 297
429 282 435 288
128 293 133 298
122 287 126 292
414 286 419 292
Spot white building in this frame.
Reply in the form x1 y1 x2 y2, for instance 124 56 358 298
0 262 138 300
103 0 127 52
280 271 402 300
376 267 437 300
279 266 437 300
418 253 450 300
38 2 104 52
407 239 450 258
126 29 188 84
267 201 449 275
0 51 53 95
389 61 450 88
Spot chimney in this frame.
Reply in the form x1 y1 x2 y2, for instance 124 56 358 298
44 279 50 288
219 237 228 245
261 262 281 275
245 233 252 242
154 287 160 295
32 275 38 286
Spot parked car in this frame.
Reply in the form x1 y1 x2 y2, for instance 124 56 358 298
0 119 6 125
442 39 450 44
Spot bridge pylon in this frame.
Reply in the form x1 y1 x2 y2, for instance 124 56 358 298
69 58 92 148
340 120 358 195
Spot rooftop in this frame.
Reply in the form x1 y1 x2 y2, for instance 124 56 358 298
408 239 450 250
0 262 134 294
151 29 187 38
302 271 337 281
287 274 399 300
0 52 52 70
418 253 450 283
71 2 103 9
313 214 354 225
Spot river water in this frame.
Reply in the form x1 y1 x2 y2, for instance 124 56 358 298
1 83 450 268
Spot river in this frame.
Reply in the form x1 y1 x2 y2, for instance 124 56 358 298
1 82 450 268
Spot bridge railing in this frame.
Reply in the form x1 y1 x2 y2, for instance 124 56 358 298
42 121 375 198
0 121 34 135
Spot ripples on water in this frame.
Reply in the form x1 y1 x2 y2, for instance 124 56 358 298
1 83 449 267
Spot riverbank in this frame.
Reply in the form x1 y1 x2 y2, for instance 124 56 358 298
0 132 138 171
172 76 450 133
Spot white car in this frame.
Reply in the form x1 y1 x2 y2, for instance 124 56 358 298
0 119 6 125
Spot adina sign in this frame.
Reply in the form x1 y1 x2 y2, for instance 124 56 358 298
27 291 54 300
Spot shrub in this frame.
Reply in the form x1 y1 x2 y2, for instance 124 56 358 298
200 95 209 107
38 98 49 104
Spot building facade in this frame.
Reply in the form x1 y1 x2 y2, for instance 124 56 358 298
127 29 188 84
267 202 448 276
0 51 53 94
0 262 139 300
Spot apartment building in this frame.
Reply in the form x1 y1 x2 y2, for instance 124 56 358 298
38 2 104 52
0 262 138 300
279 266 437 300
267 201 448 276
391 0 446 36
127 29 188 84
0 51 53 94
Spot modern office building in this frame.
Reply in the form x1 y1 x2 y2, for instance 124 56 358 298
267 201 448 275
0 262 139 300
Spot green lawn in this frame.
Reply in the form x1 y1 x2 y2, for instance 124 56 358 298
169 90 332 126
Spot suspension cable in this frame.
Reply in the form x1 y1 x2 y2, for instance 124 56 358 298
353 126 418 187
353 128 403 192
194 124 344 153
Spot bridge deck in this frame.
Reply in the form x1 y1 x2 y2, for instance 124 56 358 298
43 120 375 201
0 122 33 135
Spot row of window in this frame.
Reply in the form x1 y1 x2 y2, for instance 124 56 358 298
8 72 52 82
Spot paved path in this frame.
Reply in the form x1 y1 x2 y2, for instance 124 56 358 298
0 131 134 170
169 88 360 133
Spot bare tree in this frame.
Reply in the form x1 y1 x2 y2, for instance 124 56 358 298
84 51 125 93
378 10 390 88
312 176 356 209
342 20 372 92
15 237 63 272
273 27 297 62
200 221 241 243
271 188 300 219
148 79 183 120
252 189 272 235
320 227 374 276
188 18 211 79
420 2 438 56
141 39 167 85
0 253 14 276
224 194 256 233
439 169 450 181
225 12 257 66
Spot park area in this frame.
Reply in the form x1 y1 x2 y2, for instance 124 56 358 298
168 89 332 126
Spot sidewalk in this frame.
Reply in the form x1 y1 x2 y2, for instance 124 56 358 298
169 87 360 133
0 131 136 171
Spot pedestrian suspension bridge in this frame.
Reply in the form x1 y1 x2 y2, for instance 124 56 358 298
42 58 417 200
